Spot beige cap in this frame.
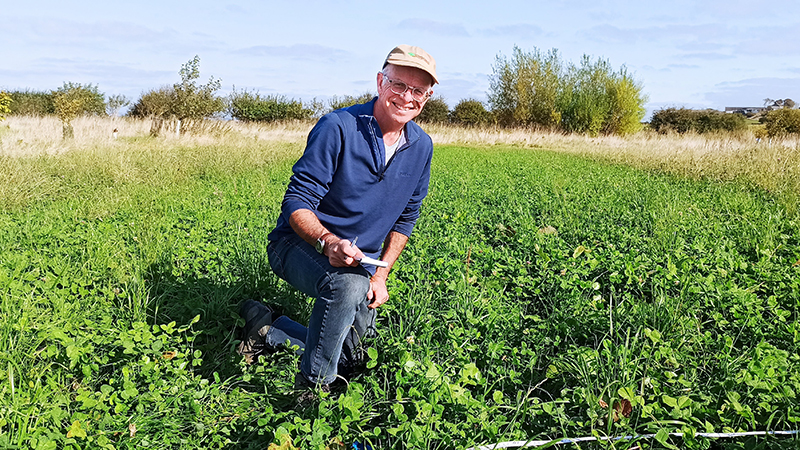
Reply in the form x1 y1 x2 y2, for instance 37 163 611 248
383 45 438 85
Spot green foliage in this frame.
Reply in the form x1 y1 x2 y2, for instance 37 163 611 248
128 56 224 135
489 46 647 135
0 91 11 121
2 140 799 449
55 82 106 116
490 46 563 128
415 96 450 124
449 98 493 127
227 89 312 122
7 89 56 116
560 56 646 135
327 92 375 112
651 108 748 134
52 82 105 139
128 86 174 119
761 108 800 137
171 55 225 124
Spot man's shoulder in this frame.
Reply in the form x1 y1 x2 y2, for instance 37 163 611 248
406 120 433 149
326 100 375 123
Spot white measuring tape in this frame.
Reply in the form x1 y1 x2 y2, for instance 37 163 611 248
466 430 800 450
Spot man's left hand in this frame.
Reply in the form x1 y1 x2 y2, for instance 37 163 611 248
367 275 389 309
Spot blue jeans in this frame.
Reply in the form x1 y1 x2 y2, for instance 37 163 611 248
267 234 376 385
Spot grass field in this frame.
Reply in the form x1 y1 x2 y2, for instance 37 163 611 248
1 117 799 449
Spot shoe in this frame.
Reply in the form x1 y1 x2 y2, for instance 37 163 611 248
236 300 274 364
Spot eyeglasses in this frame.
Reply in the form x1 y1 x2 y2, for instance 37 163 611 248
382 75 431 102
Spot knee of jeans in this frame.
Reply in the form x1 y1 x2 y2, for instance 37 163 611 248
321 271 370 307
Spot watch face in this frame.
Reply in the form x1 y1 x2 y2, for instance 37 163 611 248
315 239 324 254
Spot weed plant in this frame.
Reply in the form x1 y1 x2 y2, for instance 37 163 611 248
1 118 799 449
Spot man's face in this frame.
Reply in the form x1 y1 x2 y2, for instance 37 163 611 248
375 65 433 129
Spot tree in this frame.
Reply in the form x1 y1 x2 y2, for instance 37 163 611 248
52 85 86 139
106 94 130 117
129 56 224 136
51 82 106 138
0 91 11 121
762 108 800 137
783 98 795 109
128 86 174 136
415 96 449 124
171 55 225 133
488 46 646 135
450 99 493 127
489 46 563 128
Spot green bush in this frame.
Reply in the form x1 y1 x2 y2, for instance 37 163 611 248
450 99 493 127
489 46 647 135
0 91 11 121
415 96 450 124
761 108 800 137
128 86 173 119
7 89 55 116
128 56 225 136
650 108 747 134
327 92 375 112
227 89 311 122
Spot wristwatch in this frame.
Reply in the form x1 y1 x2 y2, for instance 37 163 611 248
315 236 326 254
315 232 333 254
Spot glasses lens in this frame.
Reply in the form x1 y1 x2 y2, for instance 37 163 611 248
410 88 426 101
386 78 428 101
389 80 408 96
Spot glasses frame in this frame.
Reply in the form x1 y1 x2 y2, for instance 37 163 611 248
381 73 432 102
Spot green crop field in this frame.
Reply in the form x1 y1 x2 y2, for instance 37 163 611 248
1 119 799 449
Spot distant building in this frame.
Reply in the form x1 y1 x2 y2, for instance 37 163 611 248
724 106 766 115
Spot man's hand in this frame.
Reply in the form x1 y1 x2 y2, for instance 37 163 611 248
367 274 389 309
324 237 365 268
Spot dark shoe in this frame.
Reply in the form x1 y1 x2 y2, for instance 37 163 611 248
236 300 274 364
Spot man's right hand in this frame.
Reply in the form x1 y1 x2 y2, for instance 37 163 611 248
323 236 365 267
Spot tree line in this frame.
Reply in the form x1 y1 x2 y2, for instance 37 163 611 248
3 48 799 138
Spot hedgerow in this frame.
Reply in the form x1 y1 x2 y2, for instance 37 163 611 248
650 108 748 134
761 108 800 137
227 89 311 122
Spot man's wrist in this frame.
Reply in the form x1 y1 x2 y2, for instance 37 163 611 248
315 232 336 254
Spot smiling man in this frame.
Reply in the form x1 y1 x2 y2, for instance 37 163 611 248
238 45 438 396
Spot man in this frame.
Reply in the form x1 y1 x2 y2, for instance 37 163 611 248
238 45 438 391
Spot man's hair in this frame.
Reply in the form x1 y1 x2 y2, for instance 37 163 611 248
382 64 434 89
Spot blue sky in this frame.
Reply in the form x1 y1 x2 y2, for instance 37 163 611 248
3 0 799 119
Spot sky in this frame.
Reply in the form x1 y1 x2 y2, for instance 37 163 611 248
3 0 799 119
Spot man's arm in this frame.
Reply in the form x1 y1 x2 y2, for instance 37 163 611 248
288 209 363 267
367 231 408 309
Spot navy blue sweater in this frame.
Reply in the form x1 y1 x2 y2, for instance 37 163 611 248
268 99 433 266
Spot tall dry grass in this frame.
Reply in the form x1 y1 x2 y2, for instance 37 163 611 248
2 116 798 210
0 116 305 210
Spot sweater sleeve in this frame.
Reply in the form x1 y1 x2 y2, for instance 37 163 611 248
280 114 343 218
